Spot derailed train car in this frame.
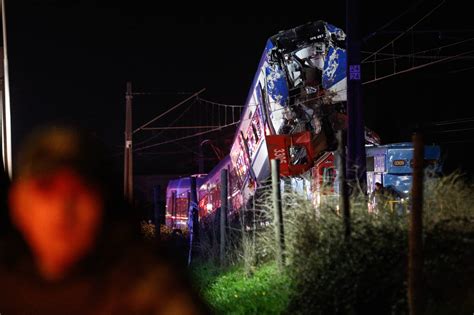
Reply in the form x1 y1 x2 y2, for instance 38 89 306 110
225 20 379 213
165 175 206 229
164 21 440 227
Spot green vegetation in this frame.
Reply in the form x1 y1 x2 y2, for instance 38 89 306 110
191 173 474 314
192 263 290 315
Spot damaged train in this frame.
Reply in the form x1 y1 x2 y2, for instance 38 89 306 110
165 20 440 228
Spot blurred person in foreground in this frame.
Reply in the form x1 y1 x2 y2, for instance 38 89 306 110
0 126 209 315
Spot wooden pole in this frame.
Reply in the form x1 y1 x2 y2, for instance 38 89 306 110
271 159 285 268
220 169 228 266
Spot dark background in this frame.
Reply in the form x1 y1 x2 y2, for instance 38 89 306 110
5 0 474 176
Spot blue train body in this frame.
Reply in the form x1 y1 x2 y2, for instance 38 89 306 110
366 143 441 197
164 21 441 227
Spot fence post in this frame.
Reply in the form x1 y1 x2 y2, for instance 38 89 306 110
271 159 285 268
408 132 424 315
220 169 228 266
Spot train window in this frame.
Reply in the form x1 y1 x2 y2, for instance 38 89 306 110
322 167 335 191
252 124 259 142
289 145 308 165
366 157 374 171
240 132 250 157
236 153 246 178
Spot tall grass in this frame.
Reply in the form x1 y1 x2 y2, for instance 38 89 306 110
194 172 474 314
278 173 474 314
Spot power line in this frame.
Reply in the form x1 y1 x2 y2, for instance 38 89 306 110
142 125 232 130
131 91 195 96
449 65 474 74
371 29 474 36
367 53 474 64
363 48 474 85
362 0 446 63
134 96 245 150
432 117 474 126
197 97 245 108
133 100 195 147
362 37 474 64
133 88 205 134
435 127 474 133
134 121 240 152
363 0 425 42
363 52 474 64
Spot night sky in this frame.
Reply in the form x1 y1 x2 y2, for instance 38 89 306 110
5 1 474 176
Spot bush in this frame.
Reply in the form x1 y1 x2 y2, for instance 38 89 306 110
140 220 157 240
286 197 408 314
284 173 474 314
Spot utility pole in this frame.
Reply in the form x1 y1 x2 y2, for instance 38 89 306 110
1 0 12 178
124 82 133 203
346 0 367 189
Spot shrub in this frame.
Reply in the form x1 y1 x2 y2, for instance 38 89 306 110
283 173 474 314
140 220 156 240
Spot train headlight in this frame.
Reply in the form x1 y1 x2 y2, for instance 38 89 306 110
206 203 213 212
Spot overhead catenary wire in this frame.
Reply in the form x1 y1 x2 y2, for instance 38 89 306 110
134 121 241 152
133 100 196 147
131 91 195 96
449 65 474 74
363 52 474 64
363 48 474 85
362 37 474 65
133 88 206 134
432 117 474 126
434 127 474 133
362 0 446 63
142 125 230 130
134 96 248 151
196 97 245 108
363 0 425 42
